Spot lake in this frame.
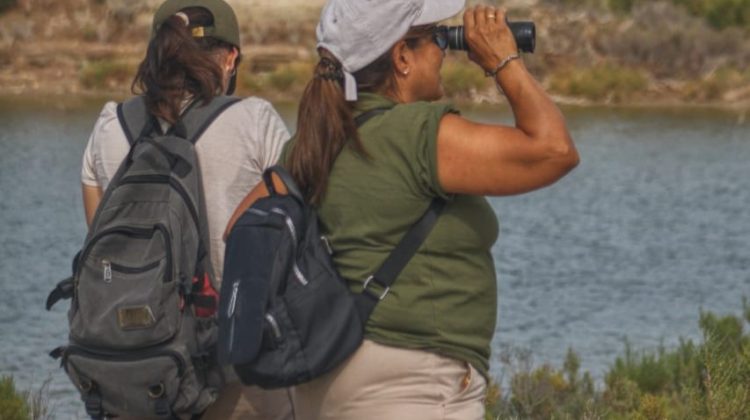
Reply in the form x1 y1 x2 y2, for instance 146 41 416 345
0 97 748 418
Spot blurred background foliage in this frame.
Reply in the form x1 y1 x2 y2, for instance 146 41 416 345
0 0 748 105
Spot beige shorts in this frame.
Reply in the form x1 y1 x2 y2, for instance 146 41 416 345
294 339 487 420
201 384 294 420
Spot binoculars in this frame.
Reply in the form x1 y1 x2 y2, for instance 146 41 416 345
436 22 536 53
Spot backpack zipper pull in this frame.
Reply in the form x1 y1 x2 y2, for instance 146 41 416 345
227 281 240 317
102 259 112 283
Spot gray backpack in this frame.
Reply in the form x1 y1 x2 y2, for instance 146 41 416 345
46 95 240 419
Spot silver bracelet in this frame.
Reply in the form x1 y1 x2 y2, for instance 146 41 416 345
484 53 521 77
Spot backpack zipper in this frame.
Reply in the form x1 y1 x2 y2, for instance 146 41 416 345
264 313 282 340
102 260 112 283
270 208 297 242
292 264 308 286
226 280 240 352
244 206 309 286
64 344 186 376
109 259 162 274
80 224 173 284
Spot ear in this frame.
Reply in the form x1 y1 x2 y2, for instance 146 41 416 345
224 47 239 72
390 40 414 77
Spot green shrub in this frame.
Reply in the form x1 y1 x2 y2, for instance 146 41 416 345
441 59 489 98
672 0 750 29
0 0 15 13
0 376 30 420
484 305 750 419
239 60 312 98
685 66 750 101
79 59 134 90
608 0 637 13
268 62 311 93
549 64 647 102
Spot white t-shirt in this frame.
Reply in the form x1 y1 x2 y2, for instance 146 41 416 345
81 97 290 286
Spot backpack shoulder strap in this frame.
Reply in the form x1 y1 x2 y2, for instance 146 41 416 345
116 96 151 146
116 95 242 145
353 198 445 321
354 106 393 127
351 104 445 320
178 95 242 144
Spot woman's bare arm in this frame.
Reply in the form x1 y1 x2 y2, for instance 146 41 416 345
437 6 578 196
82 184 103 227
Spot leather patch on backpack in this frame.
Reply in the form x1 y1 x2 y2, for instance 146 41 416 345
117 306 156 330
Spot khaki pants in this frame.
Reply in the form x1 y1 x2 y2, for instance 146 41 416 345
294 340 486 420
201 384 294 420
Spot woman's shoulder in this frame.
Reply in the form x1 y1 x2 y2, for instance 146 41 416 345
372 100 458 144
90 101 123 139
96 101 119 121
392 100 458 118
229 96 282 117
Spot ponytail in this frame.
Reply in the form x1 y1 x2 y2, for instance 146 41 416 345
132 7 232 124
288 26 433 205
287 50 365 205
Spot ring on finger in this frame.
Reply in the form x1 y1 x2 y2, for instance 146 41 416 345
487 13 496 19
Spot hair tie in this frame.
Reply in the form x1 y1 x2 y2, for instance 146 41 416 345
315 57 344 81
174 12 189 26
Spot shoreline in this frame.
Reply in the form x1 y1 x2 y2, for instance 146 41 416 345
1 89 748 115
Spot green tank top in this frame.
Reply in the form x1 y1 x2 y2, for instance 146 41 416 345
280 93 499 377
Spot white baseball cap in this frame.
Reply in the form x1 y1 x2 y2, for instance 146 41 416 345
316 0 465 101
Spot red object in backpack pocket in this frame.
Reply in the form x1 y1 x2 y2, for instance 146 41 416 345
193 273 219 318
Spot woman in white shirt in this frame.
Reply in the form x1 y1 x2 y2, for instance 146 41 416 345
79 0 292 418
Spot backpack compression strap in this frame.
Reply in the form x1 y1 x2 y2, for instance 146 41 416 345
116 95 242 145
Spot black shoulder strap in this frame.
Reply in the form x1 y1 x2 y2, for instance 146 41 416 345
116 96 241 145
352 105 447 320
353 197 445 321
262 166 305 204
354 106 393 127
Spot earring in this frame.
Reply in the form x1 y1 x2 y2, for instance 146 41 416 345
403 69 410 75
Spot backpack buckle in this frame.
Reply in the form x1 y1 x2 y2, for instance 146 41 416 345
362 275 390 301
82 381 103 418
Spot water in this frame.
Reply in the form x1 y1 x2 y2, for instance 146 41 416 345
0 98 748 418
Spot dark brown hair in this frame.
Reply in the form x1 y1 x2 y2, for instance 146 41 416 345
132 7 238 124
287 25 433 205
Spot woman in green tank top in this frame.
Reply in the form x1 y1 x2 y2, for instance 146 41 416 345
228 0 579 418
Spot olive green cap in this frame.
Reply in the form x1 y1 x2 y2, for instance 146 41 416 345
152 0 241 49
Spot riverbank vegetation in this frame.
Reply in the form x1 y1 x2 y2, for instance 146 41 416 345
0 376 51 420
0 0 748 107
484 302 750 419
3 305 747 419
